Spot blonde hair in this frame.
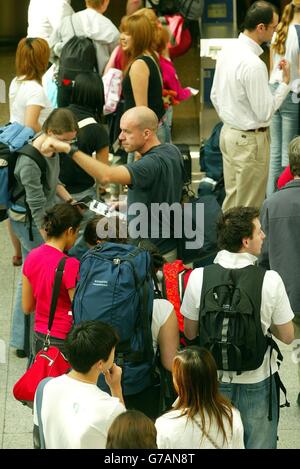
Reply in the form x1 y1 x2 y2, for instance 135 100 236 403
133 7 170 54
16 37 50 84
272 2 295 55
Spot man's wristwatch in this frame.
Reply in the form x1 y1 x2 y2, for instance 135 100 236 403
68 143 79 158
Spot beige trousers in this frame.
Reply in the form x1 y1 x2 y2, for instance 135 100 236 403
220 125 270 212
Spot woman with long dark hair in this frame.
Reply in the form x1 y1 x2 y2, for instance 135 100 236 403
63 71 109 201
155 347 244 449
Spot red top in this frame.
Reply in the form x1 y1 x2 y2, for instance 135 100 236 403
23 244 79 339
277 166 293 189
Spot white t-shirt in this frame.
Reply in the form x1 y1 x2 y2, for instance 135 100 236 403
33 374 125 449
181 250 294 384
152 298 174 353
156 407 244 449
27 0 73 42
9 78 52 127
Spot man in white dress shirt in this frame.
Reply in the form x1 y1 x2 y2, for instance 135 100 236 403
211 1 291 211
181 206 294 448
27 0 74 43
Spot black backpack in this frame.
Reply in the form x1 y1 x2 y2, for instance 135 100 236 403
0 143 47 235
57 15 98 106
199 264 269 374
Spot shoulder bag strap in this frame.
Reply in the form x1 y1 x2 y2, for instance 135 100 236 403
47 257 67 334
192 417 221 449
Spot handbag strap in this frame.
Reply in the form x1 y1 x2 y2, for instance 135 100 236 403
47 257 67 333
192 417 222 449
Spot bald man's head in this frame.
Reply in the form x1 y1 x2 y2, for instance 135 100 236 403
119 106 160 154
122 106 159 133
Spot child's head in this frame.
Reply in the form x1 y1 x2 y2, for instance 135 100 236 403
106 410 157 449
83 215 128 247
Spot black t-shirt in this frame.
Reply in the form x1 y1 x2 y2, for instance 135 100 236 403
59 104 109 194
122 55 165 121
125 143 184 254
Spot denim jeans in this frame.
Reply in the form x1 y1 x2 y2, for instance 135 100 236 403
9 219 43 351
218 374 278 449
267 84 299 197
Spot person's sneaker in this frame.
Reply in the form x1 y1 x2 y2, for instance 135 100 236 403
15 349 27 358
297 393 300 407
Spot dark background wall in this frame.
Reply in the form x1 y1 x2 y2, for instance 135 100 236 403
0 1 292 43
0 0 125 43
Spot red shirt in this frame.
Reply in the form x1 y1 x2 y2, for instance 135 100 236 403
277 166 293 189
23 244 79 339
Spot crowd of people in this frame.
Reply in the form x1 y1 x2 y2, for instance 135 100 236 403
2 0 299 450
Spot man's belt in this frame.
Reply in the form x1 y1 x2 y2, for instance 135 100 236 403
244 127 268 132
230 127 268 133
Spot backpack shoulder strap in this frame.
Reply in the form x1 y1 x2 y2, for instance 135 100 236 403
16 144 47 182
11 144 48 206
78 117 97 128
35 377 53 449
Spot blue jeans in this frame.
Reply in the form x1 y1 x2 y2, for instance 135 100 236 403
219 375 278 449
267 84 299 197
10 219 43 350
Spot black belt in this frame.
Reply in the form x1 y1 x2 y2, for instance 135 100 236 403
245 127 268 132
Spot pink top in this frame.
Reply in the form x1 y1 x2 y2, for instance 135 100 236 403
23 244 79 339
159 55 192 102
277 166 293 189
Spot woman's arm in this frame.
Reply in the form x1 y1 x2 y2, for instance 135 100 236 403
96 146 109 165
22 274 36 314
129 59 149 107
24 105 43 133
157 309 179 371
56 183 74 202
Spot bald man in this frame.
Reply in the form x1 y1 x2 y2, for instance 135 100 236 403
42 106 184 259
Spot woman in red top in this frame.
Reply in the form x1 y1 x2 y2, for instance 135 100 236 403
22 203 82 359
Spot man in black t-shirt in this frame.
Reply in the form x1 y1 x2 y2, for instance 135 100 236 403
42 106 184 258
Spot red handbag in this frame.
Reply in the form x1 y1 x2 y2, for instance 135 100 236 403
13 257 71 403
13 346 70 402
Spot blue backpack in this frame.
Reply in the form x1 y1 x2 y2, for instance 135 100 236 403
0 123 46 225
73 242 155 396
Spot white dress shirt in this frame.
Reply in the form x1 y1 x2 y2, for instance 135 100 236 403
27 0 73 42
181 250 294 384
210 33 290 130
